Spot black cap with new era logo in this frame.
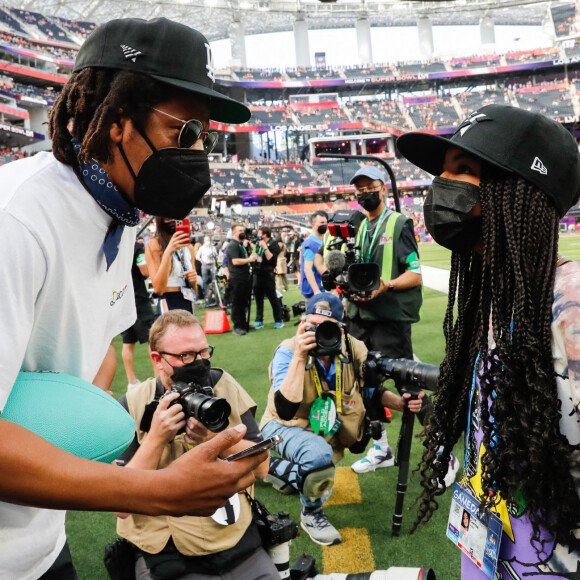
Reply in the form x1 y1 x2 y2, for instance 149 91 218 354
397 105 580 217
73 17 251 125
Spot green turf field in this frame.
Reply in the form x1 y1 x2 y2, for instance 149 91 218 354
65 236 580 578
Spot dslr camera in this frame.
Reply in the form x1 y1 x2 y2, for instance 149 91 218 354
140 382 231 434
306 320 343 357
168 382 231 433
322 209 381 300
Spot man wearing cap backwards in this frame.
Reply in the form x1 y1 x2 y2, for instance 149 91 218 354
397 104 580 578
0 18 265 580
334 165 424 475
260 294 424 546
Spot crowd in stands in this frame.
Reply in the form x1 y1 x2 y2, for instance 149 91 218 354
9 7 74 43
240 82 577 131
0 30 76 60
293 105 349 125
0 147 28 164
286 67 342 80
404 99 459 129
0 79 58 103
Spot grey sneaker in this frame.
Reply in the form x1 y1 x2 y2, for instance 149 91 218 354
300 508 342 546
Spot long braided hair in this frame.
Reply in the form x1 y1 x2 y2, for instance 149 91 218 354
48 68 171 167
414 169 580 550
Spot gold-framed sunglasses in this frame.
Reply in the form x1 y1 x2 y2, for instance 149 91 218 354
150 107 218 154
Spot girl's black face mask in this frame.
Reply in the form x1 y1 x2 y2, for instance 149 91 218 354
118 125 211 220
159 220 176 235
424 176 482 253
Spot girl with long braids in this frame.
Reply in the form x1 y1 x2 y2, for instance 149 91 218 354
146 217 198 314
398 105 580 578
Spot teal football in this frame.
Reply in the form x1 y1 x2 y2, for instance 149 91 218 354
2 372 135 463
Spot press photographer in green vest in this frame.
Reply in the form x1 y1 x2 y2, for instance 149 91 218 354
345 165 424 474
346 165 422 359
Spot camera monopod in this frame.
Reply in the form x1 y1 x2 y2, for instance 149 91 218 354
391 362 439 537
316 154 400 213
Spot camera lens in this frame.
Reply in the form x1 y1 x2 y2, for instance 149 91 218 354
181 392 232 432
315 321 342 349
348 263 381 292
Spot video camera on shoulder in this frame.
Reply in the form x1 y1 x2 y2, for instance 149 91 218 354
322 209 381 300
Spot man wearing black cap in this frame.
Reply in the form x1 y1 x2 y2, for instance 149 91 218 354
259 294 423 546
0 18 265 580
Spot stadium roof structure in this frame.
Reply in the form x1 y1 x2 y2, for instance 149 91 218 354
6 0 552 41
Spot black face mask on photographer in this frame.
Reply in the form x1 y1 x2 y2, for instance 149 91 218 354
170 358 211 386
118 125 211 220
424 176 482 253
317 224 328 235
357 190 382 212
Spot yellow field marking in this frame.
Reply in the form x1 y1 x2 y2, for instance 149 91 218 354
322 528 375 573
325 466 362 506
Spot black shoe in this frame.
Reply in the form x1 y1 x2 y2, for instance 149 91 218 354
233 328 247 336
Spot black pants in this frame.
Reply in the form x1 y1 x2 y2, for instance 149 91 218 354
229 277 251 331
253 270 282 323
40 542 78 580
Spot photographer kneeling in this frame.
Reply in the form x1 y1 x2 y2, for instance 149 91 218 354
260 294 423 546
115 309 279 580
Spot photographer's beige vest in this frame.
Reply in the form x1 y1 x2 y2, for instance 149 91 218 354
117 373 256 556
260 335 367 463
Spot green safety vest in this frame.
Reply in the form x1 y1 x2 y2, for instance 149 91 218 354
345 211 422 323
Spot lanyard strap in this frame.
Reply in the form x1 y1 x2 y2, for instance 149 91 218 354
239 242 248 258
312 358 342 413
358 207 389 262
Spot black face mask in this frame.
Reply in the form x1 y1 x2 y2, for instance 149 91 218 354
171 358 211 386
424 176 482 253
159 220 176 235
357 191 382 212
238 232 246 241
317 224 328 235
118 127 211 220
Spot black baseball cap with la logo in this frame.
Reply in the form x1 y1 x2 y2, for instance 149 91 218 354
397 104 580 216
73 17 251 125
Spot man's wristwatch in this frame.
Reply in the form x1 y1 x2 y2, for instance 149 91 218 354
386 281 395 292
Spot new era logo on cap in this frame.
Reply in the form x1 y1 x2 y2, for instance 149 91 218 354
531 157 548 175
120 44 142 62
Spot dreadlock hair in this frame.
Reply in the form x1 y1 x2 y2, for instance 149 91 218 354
49 68 173 168
413 169 580 552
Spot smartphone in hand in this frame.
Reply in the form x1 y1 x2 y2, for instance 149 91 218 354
175 218 190 238
223 434 283 462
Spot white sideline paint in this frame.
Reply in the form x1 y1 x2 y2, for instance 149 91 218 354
422 266 450 295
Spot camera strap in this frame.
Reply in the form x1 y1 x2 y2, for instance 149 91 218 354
311 357 342 413
358 207 389 263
